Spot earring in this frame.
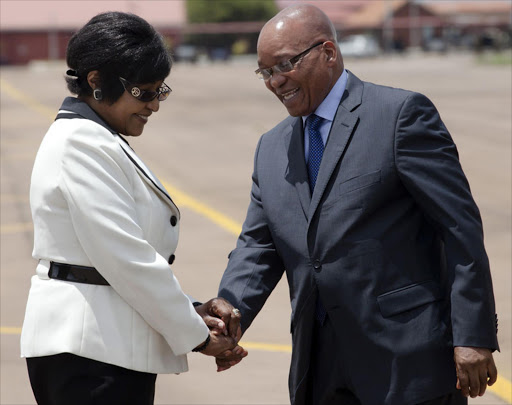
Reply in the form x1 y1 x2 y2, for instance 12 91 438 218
93 89 103 101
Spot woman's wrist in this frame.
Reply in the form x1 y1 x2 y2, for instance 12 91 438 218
192 333 211 352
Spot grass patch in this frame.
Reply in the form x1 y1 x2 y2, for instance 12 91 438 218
475 50 512 65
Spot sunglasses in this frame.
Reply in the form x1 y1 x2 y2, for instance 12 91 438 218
119 77 172 102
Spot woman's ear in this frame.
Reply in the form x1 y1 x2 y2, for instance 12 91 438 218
86 70 101 90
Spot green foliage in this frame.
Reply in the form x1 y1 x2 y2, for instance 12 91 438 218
186 0 278 23
475 50 512 66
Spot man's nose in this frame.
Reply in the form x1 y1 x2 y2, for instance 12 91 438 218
267 72 287 89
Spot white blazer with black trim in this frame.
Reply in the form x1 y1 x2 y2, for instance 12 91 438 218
21 97 208 374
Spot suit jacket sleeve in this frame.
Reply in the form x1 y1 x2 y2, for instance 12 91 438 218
395 92 499 350
219 136 285 332
58 126 208 355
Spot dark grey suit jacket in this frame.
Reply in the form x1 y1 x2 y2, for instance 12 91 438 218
219 71 499 405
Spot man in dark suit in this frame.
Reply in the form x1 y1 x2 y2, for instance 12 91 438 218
217 4 499 405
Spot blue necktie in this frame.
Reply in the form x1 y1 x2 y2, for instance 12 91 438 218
307 114 327 324
307 114 324 193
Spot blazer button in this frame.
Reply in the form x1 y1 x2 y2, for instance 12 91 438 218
313 260 322 272
170 216 178 226
168 254 175 265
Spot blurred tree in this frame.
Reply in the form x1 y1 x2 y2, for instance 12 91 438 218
183 0 278 57
187 0 278 23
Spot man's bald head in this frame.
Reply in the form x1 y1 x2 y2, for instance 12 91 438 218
258 4 337 51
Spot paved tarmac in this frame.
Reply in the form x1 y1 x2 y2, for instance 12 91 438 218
1 53 510 404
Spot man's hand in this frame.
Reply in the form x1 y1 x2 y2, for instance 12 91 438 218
454 346 497 398
194 297 242 341
216 345 249 372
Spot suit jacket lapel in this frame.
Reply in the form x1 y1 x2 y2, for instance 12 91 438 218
284 117 311 220
308 71 363 220
115 135 180 214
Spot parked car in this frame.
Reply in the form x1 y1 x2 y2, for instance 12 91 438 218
338 35 381 58
173 45 199 63
208 46 230 61
422 37 448 53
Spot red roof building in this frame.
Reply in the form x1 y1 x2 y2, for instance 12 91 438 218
0 0 186 64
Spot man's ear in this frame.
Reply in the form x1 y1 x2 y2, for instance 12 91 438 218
323 41 337 65
86 70 101 90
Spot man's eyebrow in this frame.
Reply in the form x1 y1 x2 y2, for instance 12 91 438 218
258 51 294 68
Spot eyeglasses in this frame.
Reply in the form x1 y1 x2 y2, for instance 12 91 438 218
255 41 325 81
119 77 172 102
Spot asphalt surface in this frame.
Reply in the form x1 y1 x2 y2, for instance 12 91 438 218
1 52 510 404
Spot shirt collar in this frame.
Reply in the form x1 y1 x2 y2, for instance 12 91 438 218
302 69 348 125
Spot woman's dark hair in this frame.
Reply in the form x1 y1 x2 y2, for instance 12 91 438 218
65 12 172 103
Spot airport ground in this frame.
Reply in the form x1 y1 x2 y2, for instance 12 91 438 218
1 52 510 404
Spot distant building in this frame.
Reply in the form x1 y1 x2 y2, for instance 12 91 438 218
424 1 512 50
280 0 511 52
339 0 444 51
0 0 186 65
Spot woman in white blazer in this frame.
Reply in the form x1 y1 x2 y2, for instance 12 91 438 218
21 12 246 405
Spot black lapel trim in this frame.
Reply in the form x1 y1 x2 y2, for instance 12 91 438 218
55 112 84 121
57 97 117 133
117 144 180 213
55 97 178 212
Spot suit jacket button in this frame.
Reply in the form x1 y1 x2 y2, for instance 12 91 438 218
168 254 175 265
170 216 177 226
313 260 322 272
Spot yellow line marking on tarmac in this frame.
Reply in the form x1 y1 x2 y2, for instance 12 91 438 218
0 79 55 120
0 327 22 334
2 79 511 405
1 222 32 234
162 181 242 236
491 378 512 403
241 341 292 353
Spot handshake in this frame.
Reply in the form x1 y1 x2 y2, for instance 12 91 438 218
193 298 248 372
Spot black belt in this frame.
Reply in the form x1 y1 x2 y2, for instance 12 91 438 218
48 262 110 286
